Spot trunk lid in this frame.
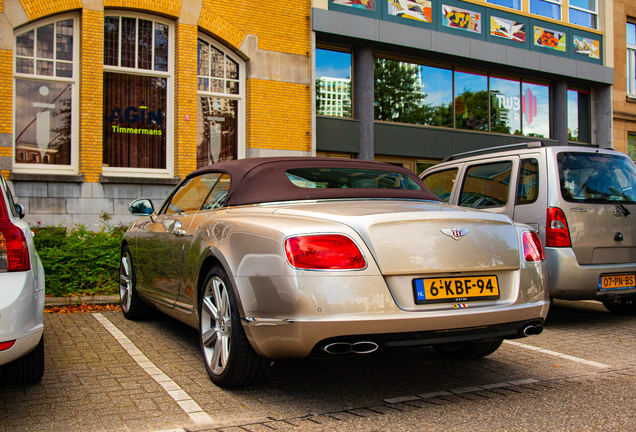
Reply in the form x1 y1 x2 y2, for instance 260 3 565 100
273 200 520 274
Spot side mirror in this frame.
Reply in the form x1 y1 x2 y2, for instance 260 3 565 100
129 198 156 220
15 203 25 219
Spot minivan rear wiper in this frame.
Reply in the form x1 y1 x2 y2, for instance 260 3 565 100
610 198 631 217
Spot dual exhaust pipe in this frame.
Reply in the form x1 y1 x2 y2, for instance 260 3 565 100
321 341 379 355
322 325 543 355
521 324 544 337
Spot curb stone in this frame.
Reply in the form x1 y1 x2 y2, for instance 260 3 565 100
45 295 120 306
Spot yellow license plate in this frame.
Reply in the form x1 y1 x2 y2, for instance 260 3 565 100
413 276 500 304
599 275 636 291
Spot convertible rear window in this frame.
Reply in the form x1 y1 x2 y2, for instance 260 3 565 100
558 152 636 203
285 168 421 190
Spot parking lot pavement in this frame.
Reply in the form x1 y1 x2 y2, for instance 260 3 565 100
1 299 636 431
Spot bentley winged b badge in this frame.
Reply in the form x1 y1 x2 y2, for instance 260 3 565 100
440 228 470 240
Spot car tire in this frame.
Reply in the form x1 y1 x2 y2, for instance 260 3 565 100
433 339 503 360
602 296 636 316
199 265 273 388
3 335 44 385
120 245 150 321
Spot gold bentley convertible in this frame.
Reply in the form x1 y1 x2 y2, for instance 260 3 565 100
120 157 550 387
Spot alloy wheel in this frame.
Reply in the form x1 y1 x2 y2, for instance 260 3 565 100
200 276 232 375
119 252 133 313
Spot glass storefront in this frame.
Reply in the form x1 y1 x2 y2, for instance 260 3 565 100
316 49 352 118
102 72 167 169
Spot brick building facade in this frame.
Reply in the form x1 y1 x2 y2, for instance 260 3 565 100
614 0 636 158
0 0 312 228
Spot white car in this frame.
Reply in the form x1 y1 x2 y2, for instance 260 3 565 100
0 174 45 384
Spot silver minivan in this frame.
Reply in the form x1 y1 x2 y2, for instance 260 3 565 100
420 142 636 315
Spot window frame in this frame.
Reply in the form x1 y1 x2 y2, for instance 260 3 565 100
568 0 598 29
102 11 175 179
628 22 636 97
196 33 245 161
529 0 562 21
12 13 80 175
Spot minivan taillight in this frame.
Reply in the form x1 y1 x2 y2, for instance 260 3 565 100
546 207 571 248
284 234 366 270
522 231 546 262
0 219 31 272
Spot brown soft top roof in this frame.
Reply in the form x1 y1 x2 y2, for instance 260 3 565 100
187 157 441 206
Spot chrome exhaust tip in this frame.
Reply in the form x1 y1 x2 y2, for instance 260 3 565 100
321 341 379 355
351 341 379 354
522 325 536 337
533 325 544 335
322 342 353 355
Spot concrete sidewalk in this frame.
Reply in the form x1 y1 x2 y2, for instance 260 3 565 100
44 295 120 307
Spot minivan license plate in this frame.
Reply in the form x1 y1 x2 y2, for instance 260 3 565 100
413 276 500 304
599 275 636 291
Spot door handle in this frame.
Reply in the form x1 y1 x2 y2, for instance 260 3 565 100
174 229 186 237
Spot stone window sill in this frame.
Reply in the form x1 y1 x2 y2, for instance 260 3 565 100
10 172 85 183
627 95 636 103
99 174 181 185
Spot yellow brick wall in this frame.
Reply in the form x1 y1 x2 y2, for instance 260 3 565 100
246 80 311 152
19 0 82 21
103 0 181 19
198 9 246 51
0 50 12 136
202 0 311 56
79 9 104 182
174 24 198 178
0 49 11 180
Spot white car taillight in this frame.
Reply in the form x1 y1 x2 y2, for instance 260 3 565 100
0 219 31 272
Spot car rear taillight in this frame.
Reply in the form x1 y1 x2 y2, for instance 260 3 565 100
522 231 546 262
0 219 31 272
546 207 571 248
0 340 15 351
284 234 366 270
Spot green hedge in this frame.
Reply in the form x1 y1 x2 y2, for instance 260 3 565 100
33 223 125 297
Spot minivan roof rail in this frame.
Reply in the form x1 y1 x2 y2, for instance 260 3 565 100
440 141 545 162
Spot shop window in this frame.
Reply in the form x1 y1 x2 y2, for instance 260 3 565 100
490 76 521 135
487 0 521 10
521 82 550 138
13 15 78 173
316 49 352 118
628 134 636 161
567 89 591 143
374 59 452 127
197 36 244 168
416 159 439 175
455 70 488 131
628 22 636 96
569 0 597 29
102 14 173 175
530 0 561 20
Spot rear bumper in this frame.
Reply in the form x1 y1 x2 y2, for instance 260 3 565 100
242 301 548 359
0 269 45 367
546 248 636 300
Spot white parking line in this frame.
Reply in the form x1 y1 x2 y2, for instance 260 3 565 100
504 340 610 368
92 313 214 426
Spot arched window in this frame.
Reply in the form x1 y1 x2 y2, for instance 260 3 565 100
196 35 244 168
13 14 79 174
102 13 174 177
